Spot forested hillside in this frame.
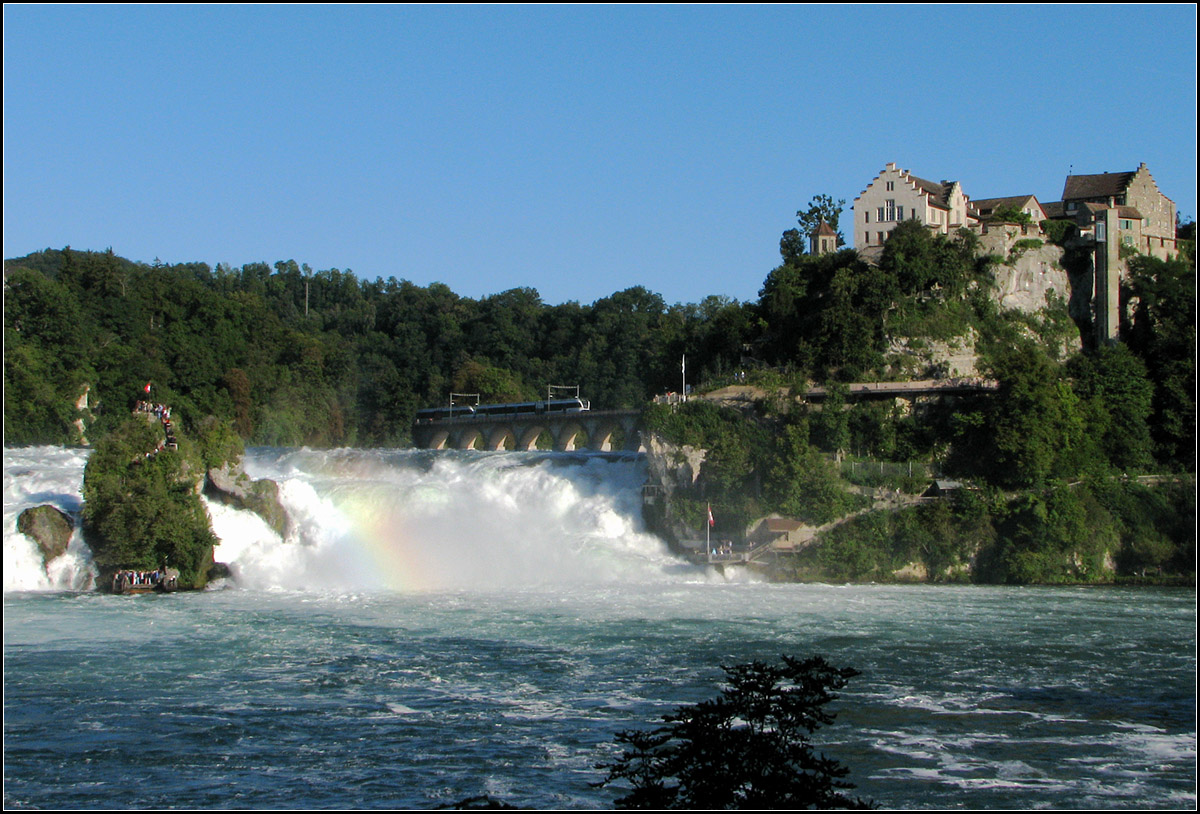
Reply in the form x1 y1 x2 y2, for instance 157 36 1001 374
4 248 752 447
4 219 1194 483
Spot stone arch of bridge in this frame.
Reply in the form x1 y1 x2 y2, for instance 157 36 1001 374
551 420 587 452
453 427 483 450
423 429 451 450
590 416 642 451
484 426 515 451
515 424 549 451
587 419 622 451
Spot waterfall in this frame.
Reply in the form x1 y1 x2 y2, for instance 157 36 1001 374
5 446 695 593
3 446 95 592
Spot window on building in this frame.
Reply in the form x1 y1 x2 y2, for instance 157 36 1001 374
897 206 904 220
878 231 885 245
877 206 885 222
865 211 870 223
886 200 896 221
886 181 894 191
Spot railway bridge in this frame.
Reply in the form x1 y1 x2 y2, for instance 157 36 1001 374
411 409 644 452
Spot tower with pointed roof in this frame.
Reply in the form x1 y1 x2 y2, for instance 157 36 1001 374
809 220 838 255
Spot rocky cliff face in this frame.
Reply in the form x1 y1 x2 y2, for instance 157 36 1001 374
641 432 708 546
886 329 982 379
981 234 1070 315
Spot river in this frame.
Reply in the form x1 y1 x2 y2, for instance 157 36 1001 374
4 446 1196 808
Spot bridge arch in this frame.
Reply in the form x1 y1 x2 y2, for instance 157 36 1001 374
552 421 586 452
515 425 548 451
454 428 483 450
424 429 451 450
485 426 516 451
587 418 622 451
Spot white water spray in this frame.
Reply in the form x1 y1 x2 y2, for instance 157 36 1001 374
3 447 96 591
6 446 706 593
218 448 695 591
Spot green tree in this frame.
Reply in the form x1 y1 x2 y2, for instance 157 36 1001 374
879 218 978 298
1067 344 1154 472
1124 254 1196 470
451 358 532 404
768 420 857 524
597 656 870 810
977 341 1088 488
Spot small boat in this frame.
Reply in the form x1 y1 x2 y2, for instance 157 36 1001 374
111 567 180 594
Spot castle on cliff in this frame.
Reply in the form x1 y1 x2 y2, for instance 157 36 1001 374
821 162 1181 346
847 161 1178 262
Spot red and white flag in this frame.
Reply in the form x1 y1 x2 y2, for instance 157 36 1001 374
707 504 715 527
144 382 152 394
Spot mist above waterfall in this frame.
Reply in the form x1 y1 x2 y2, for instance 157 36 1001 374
215 448 694 592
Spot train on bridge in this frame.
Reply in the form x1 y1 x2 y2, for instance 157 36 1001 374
415 398 591 424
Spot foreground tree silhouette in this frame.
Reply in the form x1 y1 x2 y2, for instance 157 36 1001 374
597 656 873 809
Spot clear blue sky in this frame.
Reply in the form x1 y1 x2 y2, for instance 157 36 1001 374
4 4 1196 306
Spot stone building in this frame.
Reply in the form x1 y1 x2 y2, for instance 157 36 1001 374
1045 163 1177 260
845 160 1180 349
852 162 977 254
971 194 1048 227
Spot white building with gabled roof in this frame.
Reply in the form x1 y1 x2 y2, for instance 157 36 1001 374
852 162 977 253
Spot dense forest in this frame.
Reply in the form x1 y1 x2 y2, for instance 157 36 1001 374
4 213 1195 581
5 248 752 448
6 217 1193 471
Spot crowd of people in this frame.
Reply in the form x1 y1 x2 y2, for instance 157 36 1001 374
135 400 171 420
111 568 178 593
708 541 740 559
134 399 178 454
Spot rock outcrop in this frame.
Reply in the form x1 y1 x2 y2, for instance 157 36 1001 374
17 505 74 566
642 432 710 546
205 462 289 538
886 329 982 380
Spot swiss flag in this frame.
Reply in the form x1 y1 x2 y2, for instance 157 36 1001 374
144 382 152 394
707 504 715 527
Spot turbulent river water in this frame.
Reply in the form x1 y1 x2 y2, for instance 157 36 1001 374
4 446 1196 809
